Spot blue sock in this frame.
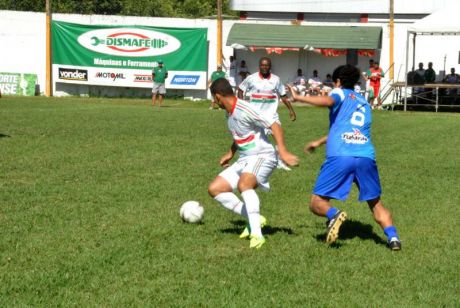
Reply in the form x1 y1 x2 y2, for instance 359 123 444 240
384 226 399 240
326 207 339 220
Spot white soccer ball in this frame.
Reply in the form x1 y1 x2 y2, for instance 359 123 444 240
180 201 204 223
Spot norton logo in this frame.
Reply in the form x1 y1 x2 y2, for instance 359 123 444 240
58 67 88 81
78 28 181 57
95 72 126 81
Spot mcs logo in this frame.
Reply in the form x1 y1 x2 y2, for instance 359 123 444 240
171 75 200 85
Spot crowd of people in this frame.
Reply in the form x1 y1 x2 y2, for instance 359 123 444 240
289 59 386 109
207 56 402 251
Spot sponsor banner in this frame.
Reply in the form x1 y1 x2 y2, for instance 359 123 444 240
166 71 207 89
54 65 207 89
52 21 208 89
0 72 37 96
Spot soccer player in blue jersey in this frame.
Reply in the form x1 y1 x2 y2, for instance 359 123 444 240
288 64 401 251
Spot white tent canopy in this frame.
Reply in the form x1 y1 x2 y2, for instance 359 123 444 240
408 3 460 34
403 3 460 111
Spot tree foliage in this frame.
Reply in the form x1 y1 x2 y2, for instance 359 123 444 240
0 0 237 18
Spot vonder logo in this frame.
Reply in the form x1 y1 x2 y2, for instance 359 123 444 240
58 68 88 81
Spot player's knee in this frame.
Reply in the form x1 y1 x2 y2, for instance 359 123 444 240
207 182 220 197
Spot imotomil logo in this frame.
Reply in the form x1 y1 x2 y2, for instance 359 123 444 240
95 72 126 81
58 67 88 81
78 28 181 57
171 75 200 85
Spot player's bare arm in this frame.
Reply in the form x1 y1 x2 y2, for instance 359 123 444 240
220 142 237 167
287 85 334 107
281 95 297 121
270 122 299 167
305 135 328 154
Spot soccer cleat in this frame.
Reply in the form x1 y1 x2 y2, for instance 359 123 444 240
276 159 292 171
249 235 266 249
239 215 267 239
325 210 347 244
388 237 402 251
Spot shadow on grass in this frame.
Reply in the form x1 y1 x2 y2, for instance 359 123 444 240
220 219 295 236
315 219 387 248
0 133 11 138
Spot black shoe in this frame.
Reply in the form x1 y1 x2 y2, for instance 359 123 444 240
325 210 347 244
388 237 402 251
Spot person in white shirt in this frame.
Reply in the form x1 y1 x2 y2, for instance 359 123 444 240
308 69 323 95
293 68 307 85
237 57 297 171
236 60 250 87
208 77 298 249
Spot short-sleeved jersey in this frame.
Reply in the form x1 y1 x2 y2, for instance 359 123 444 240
227 97 276 158
210 70 226 82
367 67 384 86
327 88 375 160
153 66 168 83
238 72 285 117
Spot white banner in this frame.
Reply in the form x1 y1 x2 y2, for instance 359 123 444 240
53 65 207 90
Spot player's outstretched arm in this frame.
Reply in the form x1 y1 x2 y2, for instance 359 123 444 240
270 122 299 167
287 85 334 107
304 135 328 154
220 142 237 167
281 95 296 121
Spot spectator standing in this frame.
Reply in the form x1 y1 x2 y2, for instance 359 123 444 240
443 67 460 95
424 62 436 99
152 60 168 108
236 60 250 87
424 62 436 83
366 61 385 109
208 64 226 109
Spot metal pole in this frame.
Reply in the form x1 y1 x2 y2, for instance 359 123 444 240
45 0 52 96
217 0 223 66
404 31 410 112
389 0 394 81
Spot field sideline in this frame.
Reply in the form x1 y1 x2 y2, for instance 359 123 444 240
1 97 459 306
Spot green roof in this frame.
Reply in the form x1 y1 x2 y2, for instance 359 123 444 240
226 23 382 49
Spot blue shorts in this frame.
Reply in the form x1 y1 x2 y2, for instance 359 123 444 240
313 156 381 202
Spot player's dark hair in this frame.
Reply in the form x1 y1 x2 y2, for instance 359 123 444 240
259 57 272 66
210 78 234 96
332 65 361 90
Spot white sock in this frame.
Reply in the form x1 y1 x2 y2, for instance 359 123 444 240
241 189 262 237
214 192 248 218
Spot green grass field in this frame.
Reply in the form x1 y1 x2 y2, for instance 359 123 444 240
1 97 459 306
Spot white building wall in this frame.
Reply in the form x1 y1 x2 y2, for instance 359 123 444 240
1 10 459 99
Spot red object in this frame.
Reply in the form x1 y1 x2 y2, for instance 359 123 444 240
360 14 368 23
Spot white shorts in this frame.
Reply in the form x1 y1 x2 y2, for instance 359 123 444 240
218 154 277 192
152 82 166 95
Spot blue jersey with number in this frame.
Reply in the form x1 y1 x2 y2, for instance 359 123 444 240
326 88 375 160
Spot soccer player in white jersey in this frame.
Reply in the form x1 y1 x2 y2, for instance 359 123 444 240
238 57 296 171
208 78 299 249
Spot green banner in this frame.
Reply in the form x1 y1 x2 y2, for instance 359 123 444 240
52 21 208 71
0 73 37 96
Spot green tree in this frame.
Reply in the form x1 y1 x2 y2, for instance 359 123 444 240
0 0 238 18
